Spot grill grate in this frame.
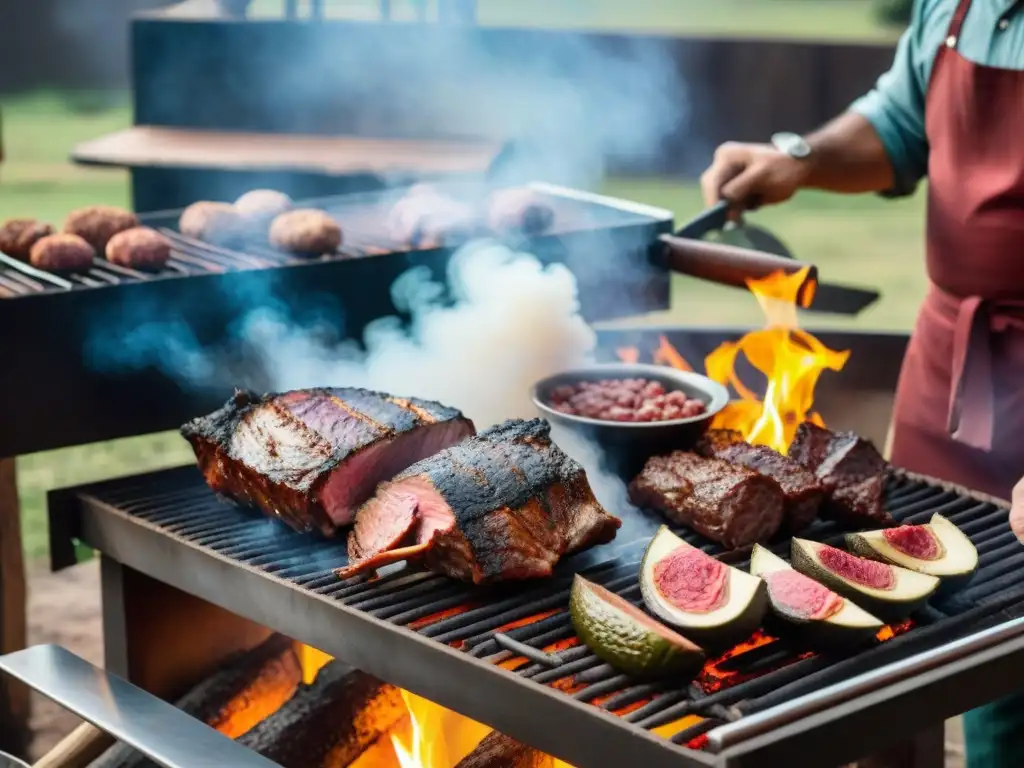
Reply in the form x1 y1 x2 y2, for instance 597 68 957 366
0 186 638 299
67 466 1024 751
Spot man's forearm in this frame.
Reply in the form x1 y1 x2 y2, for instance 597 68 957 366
802 112 897 194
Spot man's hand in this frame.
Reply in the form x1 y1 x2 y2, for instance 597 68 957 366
1011 477 1024 543
699 142 812 210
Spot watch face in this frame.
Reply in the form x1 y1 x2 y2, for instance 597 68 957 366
772 132 811 159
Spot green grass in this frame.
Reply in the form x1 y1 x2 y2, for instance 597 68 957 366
2 89 926 560
248 0 902 42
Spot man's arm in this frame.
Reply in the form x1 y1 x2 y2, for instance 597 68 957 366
800 112 897 194
701 8 930 208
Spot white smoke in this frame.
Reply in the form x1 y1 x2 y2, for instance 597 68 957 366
243 239 597 428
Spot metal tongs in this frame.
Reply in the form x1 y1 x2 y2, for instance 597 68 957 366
671 199 881 316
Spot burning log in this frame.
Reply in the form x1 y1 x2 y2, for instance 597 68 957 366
237 661 404 768
454 731 549 768
90 634 302 767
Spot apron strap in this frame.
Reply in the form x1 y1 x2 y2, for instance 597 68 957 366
946 0 975 42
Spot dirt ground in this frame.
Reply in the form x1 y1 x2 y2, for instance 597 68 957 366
21 559 965 766
25 559 102 761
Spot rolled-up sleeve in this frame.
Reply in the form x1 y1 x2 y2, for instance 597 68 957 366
849 19 930 198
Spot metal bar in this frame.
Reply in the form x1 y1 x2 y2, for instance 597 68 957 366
71 494 714 768
0 253 72 289
706 615 1024 752
0 645 279 768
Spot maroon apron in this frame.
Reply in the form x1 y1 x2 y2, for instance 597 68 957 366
890 0 1024 501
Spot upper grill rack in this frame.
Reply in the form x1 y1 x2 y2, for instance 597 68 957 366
61 467 1024 752
0 185 642 299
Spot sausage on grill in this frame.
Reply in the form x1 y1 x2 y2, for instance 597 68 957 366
269 209 342 255
105 226 172 271
62 205 138 252
29 233 95 272
0 218 54 261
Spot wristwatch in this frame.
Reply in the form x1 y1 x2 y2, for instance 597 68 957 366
771 131 812 159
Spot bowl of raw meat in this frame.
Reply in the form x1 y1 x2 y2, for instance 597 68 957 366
532 363 730 476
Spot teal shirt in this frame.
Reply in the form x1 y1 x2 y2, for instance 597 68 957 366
850 0 1024 196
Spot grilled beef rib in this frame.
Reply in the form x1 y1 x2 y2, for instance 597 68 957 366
337 418 622 584
787 421 894 528
181 388 475 536
697 429 825 533
629 450 785 548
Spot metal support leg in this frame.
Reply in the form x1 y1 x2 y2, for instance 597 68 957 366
855 723 946 768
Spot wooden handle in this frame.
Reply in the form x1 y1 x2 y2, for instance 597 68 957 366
658 233 817 303
33 722 115 768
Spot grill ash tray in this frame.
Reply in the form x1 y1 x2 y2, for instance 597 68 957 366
48 468 1024 768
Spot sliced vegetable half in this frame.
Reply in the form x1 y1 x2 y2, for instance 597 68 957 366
640 526 767 647
845 514 977 591
569 575 705 680
750 544 883 649
790 538 939 622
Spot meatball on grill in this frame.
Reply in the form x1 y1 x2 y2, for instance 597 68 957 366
234 189 293 220
62 206 138 252
179 201 243 243
29 234 95 272
105 227 172 271
269 209 342 255
0 218 54 261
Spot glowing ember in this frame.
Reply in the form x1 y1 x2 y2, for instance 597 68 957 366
617 268 850 452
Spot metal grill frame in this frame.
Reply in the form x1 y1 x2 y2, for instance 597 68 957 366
47 468 1024 768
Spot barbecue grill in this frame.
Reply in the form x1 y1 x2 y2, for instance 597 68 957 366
8 455 1018 768
0 183 670 458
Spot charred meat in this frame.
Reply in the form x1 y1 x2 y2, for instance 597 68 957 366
181 388 475 536
697 429 825 533
629 451 785 548
788 421 893 528
337 418 621 584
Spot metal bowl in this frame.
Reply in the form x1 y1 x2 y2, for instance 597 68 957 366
531 363 730 477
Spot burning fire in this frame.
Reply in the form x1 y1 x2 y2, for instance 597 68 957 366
620 268 850 452
296 643 576 767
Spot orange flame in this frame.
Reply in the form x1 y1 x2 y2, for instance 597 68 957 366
619 268 849 452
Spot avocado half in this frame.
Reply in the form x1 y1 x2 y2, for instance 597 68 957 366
845 514 978 593
750 544 883 649
640 526 768 648
790 538 940 622
569 575 706 680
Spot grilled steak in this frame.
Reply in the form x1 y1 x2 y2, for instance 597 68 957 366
629 451 785 548
787 421 894 528
181 388 475 536
697 429 825 533
337 418 621 584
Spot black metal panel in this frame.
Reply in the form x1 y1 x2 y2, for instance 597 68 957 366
48 467 1024 767
129 19 896 178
